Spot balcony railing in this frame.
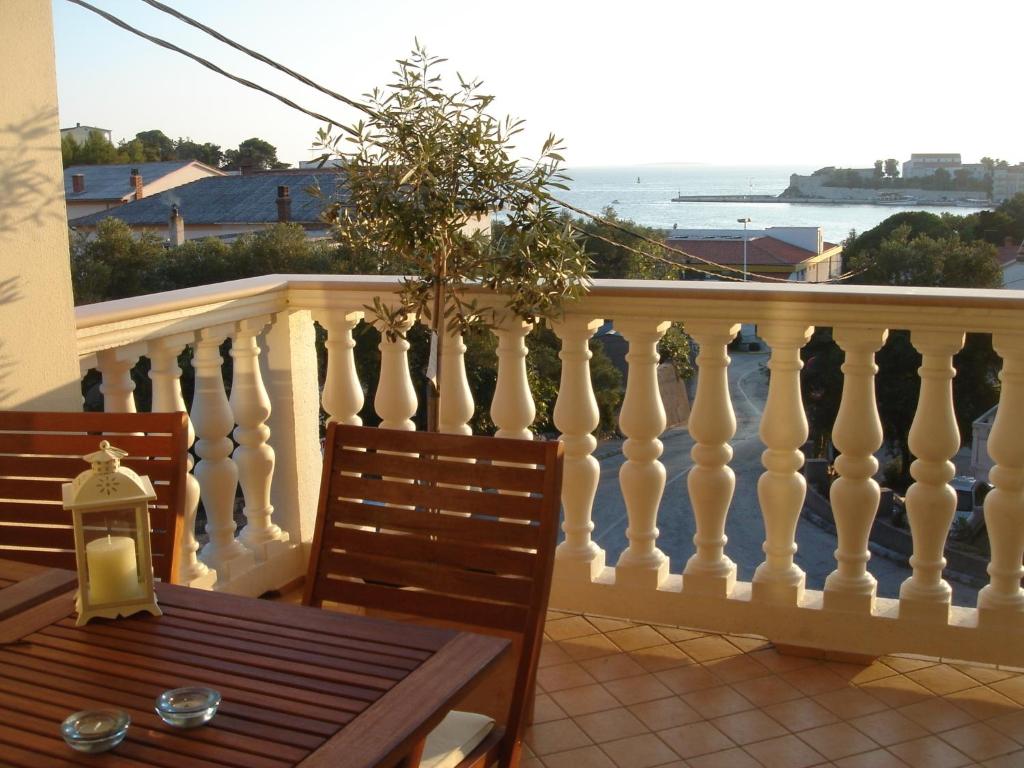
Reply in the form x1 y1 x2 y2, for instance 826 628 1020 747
74 275 1024 666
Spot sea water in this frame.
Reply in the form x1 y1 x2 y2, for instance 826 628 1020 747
558 164 984 243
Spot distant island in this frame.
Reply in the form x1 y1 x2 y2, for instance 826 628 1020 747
673 154 1020 207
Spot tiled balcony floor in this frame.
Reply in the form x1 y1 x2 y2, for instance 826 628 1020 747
524 611 1024 768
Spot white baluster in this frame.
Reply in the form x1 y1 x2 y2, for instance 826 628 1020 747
898 330 965 623
231 317 290 560
375 314 418 431
148 336 215 588
752 322 813 605
317 310 365 426
192 327 254 580
491 318 534 441
439 321 474 436
96 347 141 413
978 331 1024 628
553 317 606 581
824 327 888 613
683 321 741 597
615 319 671 589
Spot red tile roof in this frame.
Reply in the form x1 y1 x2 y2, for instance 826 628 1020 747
665 236 816 268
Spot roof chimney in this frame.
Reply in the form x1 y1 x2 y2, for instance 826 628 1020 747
71 174 85 194
130 168 144 200
240 160 254 176
276 185 291 223
169 204 185 247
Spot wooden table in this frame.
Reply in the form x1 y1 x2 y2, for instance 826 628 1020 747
0 561 509 768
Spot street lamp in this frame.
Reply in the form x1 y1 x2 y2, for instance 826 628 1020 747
737 217 752 281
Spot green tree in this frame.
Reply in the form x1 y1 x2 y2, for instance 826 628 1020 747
63 130 122 165
69 218 167 304
174 138 223 167
884 158 900 178
222 138 290 171
134 130 176 161
873 160 884 180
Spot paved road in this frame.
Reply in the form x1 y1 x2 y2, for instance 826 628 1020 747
588 350 979 607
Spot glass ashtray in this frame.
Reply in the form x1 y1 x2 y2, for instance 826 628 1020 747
61 709 130 753
155 687 221 728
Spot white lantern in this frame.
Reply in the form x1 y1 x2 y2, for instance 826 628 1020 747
62 441 161 625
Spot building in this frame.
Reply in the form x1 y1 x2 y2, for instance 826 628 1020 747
59 122 111 145
901 153 962 178
993 164 1024 203
665 226 843 282
999 236 1024 289
64 160 225 219
68 169 349 242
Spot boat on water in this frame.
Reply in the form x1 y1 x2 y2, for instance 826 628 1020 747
955 198 992 207
876 193 918 205
610 199 622 205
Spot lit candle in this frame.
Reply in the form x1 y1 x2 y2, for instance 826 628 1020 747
86 535 141 604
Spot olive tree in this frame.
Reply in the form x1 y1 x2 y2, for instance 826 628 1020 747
315 44 590 429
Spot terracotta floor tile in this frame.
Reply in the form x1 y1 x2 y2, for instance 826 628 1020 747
732 674 804 707
813 688 888 719
543 745 618 768
749 648 819 674
834 749 911 768
534 693 567 724
952 663 1018 686
944 685 1021 720
628 696 703 731
763 697 840 732
560 634 623 662
725 634 771 653
826 660 897 685
605 626 670 652
987 709 1024 744
898 698 976 733
938 722 1020 761
599 733 680 768
883 655 939 674
547 609 574 621
525 717 593 756
682 685 755 719
702 655 772 684
677 635 744 663
654 626 705 643
655 665 721 695
983 750 1024 768
742 734 826 768
631 644 694 673
540 641 572 668
887 736 972 768
574 707 651 744
687 746 763 768
856 674 933 708
546 615 600 641
797 722 878 761
656 721 735 759
906 664 981 696
550 683 622 717
710 709 787 745
991 676 1024 706
521 758 545 768
587 615 635 633
849 710 928 747
538 662 598 692
604 673 675 706
581 653 647 683
780 665 850 696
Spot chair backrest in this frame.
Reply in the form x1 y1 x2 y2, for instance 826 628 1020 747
0 411 189 583
305 423 563 758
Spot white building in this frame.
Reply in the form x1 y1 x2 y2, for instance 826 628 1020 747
59 122 111 145
993 165 1024 203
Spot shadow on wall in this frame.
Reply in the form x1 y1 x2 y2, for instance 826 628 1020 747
0 107 65 241
0 276 22 404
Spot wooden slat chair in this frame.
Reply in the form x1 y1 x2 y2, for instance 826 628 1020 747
0 411 189 583
304 423 564 768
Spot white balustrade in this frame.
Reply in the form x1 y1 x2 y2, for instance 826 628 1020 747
823 327 888 613
147 336 215 589
615 319 671 589
978 331 1024 628
438 322 474 437
491 319 534 441
230 317 290 560
683 321 741 597
752 321 813 605
899 330 965 623
191 326 255 582
553 317 606 581
317 310 365 426
96 346 141 413
375 315 418 431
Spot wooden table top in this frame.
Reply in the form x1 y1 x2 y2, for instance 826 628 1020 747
0 562 509 768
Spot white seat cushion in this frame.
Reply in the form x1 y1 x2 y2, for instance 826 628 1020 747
420 710 495 768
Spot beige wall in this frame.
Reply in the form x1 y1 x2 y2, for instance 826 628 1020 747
0 0 82 409
68 199 122 219
142 163 223 197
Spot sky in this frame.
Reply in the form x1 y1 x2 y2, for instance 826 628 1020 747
52 0 1023 169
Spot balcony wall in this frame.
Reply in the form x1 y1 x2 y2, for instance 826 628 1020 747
74 275 1024 666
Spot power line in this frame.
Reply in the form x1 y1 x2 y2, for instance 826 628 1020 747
69 0 856 285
